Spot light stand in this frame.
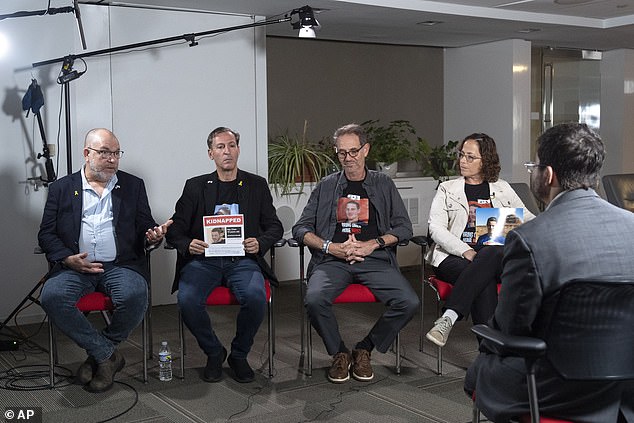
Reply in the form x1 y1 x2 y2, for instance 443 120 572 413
32 16 291 173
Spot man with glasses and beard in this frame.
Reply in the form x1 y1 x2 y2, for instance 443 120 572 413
292 123 419 384
38 128 171 393
465 123 634 422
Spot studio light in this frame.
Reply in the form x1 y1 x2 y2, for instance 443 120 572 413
291 5 319 38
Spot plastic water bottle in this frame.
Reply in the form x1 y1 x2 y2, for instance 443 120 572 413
158 341 172 381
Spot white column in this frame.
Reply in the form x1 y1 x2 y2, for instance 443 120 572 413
444 39 531 182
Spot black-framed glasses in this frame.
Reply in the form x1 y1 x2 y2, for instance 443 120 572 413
524 162 547 174
458 152 481 163
335 144 365 159
87 147 124 159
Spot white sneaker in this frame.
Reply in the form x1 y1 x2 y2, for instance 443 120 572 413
426 316 453 347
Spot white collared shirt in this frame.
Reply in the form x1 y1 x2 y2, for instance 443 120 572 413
78 166 118 262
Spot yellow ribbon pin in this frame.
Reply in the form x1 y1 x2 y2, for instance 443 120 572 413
74 190 78 196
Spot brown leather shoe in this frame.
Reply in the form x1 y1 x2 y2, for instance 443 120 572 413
75 356 96 385
86 350 125 393
327 352 351 383
352 349 374 381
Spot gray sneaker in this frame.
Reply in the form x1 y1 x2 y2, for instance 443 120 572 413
426 316 453 347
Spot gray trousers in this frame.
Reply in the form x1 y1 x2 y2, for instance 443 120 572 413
305 252 419 355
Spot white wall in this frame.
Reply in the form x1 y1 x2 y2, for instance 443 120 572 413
444 39 532 183
0 3 268 322
601 49 634 175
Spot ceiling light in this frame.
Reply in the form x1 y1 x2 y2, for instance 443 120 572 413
416 20 443 26
290 6 320 38
517 28 541 33
554 0 594 5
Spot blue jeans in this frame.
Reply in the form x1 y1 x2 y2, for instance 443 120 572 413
41 264 148 363
177 257 266 359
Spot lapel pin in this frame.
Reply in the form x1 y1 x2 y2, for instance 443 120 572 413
74 190 78 196
238 180 243 186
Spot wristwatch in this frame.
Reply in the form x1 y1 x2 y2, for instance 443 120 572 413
375 237 386 248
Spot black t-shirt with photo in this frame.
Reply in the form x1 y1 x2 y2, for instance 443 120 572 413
332 178 379 243
462 182 492 246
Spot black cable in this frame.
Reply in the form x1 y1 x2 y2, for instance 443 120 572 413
0 364 73 391
94 381 139 423
304 375 390 422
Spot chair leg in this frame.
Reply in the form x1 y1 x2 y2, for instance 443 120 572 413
436 301 443 375
395 332 401 375
179 310 185 380
472 401 480 423
307 312 313 377
268 289 274 378
142 316 148 383
48 321 55 388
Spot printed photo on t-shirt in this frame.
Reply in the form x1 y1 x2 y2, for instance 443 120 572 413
337 197 368 235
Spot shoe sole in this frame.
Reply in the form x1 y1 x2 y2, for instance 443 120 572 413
328 373 350 383
352 371 374 381
426 332 447 347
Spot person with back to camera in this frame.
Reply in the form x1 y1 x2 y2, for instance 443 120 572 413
166 126 283 383
424 133 535 348
292 123 419 384
38 128 171 392
465 122 634 422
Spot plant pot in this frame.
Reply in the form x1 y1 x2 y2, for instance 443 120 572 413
376 161 398 178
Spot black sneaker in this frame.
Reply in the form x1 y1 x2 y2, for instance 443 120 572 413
203 347 227 383
227 354 254 383
86 350 125 393
75 356 96 385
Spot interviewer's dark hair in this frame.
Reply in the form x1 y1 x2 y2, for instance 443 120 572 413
459 133 501 182
207 127 240 149
537 123 605 191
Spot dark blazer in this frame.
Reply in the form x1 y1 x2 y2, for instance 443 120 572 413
166 169 283 291
467 188 634 423
38 170 158 282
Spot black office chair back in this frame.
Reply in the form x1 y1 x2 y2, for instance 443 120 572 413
602 173 634 212
544 280 634 380
510 182 542 216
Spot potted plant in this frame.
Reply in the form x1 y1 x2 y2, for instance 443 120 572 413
362 120 418 177
268 121 338 195
415 139 459 180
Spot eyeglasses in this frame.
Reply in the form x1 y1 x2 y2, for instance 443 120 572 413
458 152 482 163
523 162 548 174
87 147 124 159
335 144 365 159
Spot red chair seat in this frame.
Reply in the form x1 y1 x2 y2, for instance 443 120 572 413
334 284 377 303
76 292 114 312
519 416 572 423
205 282 272 306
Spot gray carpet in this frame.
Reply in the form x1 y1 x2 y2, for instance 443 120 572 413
0 267 481 423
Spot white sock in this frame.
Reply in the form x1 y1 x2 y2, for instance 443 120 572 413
442 309 459 325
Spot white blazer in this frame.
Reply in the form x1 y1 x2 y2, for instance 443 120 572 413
426 177 536 267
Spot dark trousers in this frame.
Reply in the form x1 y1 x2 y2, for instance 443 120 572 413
434 246 503 324
305 253 419 355
177 257 265 359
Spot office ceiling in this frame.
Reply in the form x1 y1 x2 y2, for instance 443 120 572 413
89 0 634 51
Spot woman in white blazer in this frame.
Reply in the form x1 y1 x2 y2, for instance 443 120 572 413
425 133 535 347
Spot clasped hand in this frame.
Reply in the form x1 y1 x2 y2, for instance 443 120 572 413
330 234 376 264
